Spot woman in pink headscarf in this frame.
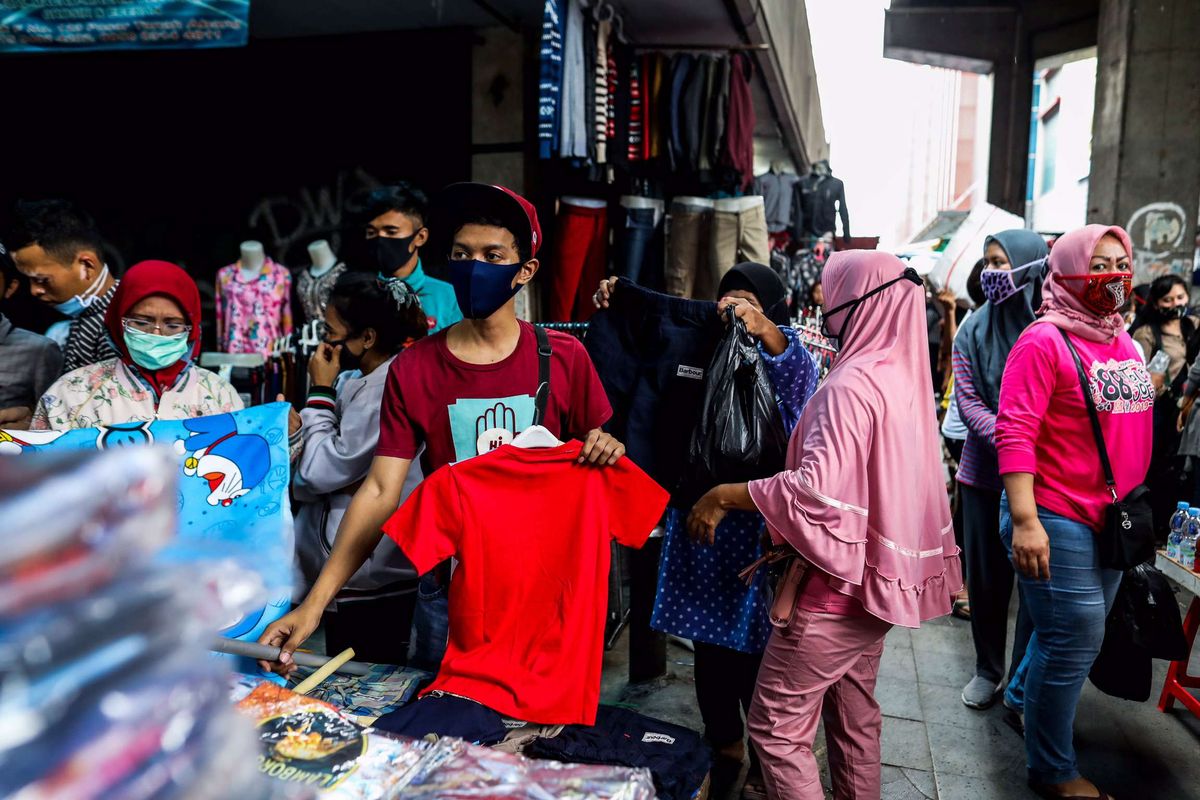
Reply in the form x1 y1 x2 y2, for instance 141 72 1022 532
688 250 963 800
995 226 1150 800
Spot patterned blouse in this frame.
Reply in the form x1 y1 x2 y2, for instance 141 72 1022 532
31 358 243 431
215 259 294 356
295 262 346 326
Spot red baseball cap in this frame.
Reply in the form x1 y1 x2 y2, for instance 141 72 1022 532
432 182 543 258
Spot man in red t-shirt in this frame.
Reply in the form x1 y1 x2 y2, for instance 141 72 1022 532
259 183 625 672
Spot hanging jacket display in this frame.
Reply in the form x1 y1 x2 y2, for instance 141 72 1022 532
792 170 851 240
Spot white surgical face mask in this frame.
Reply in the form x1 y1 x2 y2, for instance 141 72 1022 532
53 263 110 318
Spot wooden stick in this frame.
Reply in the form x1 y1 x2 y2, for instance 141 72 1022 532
293 647 357 695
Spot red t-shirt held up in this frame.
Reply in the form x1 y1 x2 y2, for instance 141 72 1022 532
375 321 612 473
383 441 669 725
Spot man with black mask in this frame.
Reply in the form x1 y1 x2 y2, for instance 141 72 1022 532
355 183 463 333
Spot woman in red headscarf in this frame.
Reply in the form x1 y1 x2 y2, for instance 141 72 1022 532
31 260 241 430
995 226 1150 800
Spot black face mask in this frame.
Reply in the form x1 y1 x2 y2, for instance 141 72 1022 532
821 267 923 348
1160 304 1189 321
366 233 421 275
324 337 365 373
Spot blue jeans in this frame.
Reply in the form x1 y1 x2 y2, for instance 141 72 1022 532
613 206 660 286
408 573 449 672
999 498 1121 785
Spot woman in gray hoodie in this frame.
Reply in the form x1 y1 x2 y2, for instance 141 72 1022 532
292 272 430 664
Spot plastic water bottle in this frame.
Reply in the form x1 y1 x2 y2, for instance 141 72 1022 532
1167 501 1189 561
1181 509 1200 570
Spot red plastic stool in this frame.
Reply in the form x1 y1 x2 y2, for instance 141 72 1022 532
1158 594 1200 716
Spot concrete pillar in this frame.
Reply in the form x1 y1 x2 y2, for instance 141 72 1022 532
1088 0 1200 283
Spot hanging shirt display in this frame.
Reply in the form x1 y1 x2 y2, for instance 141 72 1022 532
383 440 669 724
719 52 756 189
294 262 346 327
558 0 588 159
537 0 565 160
215 259 293 356
792 173 851 239
753 171 802 233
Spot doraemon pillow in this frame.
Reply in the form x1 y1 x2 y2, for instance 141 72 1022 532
0 403 293 646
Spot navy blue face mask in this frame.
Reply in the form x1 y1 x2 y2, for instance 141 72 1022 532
449 259 525 319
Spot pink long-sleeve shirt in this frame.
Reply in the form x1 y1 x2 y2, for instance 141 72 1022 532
996 322 1153 532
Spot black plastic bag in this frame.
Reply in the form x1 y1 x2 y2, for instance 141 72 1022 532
685 309 789 491
1120 562 1189 660
1089 562 1188 701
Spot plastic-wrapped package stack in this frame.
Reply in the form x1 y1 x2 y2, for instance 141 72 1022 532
233 682 655 800
0 448 284 800
400 738 657 800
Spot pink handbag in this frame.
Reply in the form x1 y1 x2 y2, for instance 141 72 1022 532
739 545 809 628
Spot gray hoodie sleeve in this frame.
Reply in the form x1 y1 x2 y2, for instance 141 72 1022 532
293 378 383 500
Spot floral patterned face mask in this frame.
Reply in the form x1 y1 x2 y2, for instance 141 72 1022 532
1057 271 1133 316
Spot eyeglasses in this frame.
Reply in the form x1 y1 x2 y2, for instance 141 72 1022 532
122 317 192 336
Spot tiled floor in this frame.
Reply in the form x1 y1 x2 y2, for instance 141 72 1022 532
603 589 1200 800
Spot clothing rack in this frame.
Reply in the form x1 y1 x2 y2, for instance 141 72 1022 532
633 43 769 52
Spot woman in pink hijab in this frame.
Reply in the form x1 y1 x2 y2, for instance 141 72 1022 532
996 226 1150 800
689 250 963 800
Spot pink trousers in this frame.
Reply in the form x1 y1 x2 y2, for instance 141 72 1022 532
747 610 893 800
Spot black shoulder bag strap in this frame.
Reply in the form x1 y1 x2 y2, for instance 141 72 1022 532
533 325 553 427
1057 327 1119 503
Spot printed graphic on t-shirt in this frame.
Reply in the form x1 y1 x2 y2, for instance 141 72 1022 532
1088 358 1155 414
448 394 536 461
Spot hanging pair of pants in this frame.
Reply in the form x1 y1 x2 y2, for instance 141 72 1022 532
960 483 1033 685
549 199 608 322
665 198 713 299
614 196 665 288
748 609 892 800
999 499 1122 786
666 197 770 300
710 197 769 285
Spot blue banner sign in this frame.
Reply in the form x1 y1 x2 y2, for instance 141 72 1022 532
0 1 250 53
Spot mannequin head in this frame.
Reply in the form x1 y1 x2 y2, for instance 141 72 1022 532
239 241 265 275
7 199 110 306
812 159 832 178
307 239 338 274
